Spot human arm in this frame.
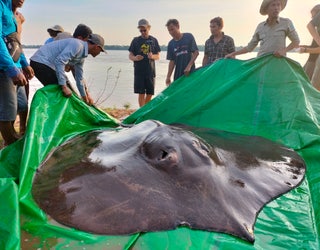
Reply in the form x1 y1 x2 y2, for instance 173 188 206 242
274 20 300 57
202 54 208 67
299 46 320 54
166 60 175 86
184 50 199 76
225 47 249 58
307 12 320 47
0 12 27 85
129 52 144 61
148 52 160 60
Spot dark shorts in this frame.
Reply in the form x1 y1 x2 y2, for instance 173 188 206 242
30 60 58 86
134 74 155 95
0 71 17 121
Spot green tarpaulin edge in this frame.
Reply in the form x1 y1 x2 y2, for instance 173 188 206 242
0 55 319 249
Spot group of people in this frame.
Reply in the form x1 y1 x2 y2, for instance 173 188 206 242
1 0 320 147
129 0 320 108
0 0 106 147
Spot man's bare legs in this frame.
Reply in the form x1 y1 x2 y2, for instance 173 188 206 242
0 121 19 146
138 94 153 107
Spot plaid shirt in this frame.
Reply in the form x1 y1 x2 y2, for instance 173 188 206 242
204 33 235 65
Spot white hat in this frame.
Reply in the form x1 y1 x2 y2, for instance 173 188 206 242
260 0 287 15
47 25 64 33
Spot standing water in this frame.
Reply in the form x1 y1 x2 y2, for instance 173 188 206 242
24 49 309 109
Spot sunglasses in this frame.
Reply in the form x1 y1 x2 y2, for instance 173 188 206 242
139 29 147 33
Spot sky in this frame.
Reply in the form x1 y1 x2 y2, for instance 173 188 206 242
20 0 320 47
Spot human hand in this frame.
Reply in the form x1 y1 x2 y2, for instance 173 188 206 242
81 93 94 105
11 72 27 86
135 55 144 61
165 77 171 86
23 66 34 80
184 65 191 76
273 49 286 58
147 52 153 59
225 53 235 59
299 46 307 53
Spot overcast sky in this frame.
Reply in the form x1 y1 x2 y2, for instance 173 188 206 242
20 0 319 46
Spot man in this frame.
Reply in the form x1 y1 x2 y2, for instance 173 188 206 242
45 25 64 44
30 34 106 105
165 19 199 85
226 0 300 58
0 0 34 146
55 24 93 41
303 4 320 90
202 17 235 66
13 0 29 136
129 19 161 107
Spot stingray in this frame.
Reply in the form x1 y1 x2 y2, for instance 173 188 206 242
32 120 306 243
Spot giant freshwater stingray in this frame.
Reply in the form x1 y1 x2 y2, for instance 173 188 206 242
32 120 306 243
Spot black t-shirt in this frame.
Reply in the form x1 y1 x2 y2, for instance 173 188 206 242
128 35 161 77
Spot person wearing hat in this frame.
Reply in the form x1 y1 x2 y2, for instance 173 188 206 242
45 24 64 44
55 24 93 42
129 19 161 107
226 0 300 58
30 34 106 105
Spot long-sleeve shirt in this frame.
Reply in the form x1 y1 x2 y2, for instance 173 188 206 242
30 38 88 97
0 0 28 77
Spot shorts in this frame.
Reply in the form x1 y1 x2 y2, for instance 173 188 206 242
0 71 17 121
134 74 155 95
17 86 28 113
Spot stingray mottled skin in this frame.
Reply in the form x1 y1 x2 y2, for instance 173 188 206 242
32 120 305 243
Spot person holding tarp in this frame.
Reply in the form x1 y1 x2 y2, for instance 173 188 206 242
225 0 300 58
30 34 106 105
165 19 199 85
0 0 34 146
302 4 320 91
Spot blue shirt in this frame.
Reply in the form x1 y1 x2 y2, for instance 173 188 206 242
0 0 28 77
30 38 88 97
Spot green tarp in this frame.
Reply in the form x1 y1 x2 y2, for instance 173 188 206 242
0 54 319 249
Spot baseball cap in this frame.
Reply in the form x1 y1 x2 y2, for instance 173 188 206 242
88 34 106 52
47 25 64 33
137 19 150 28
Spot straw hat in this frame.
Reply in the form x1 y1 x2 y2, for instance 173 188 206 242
260 0 287 15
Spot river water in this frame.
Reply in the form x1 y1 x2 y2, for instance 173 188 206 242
23 48 309 109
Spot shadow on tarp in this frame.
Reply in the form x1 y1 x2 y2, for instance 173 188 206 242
0 54 319 249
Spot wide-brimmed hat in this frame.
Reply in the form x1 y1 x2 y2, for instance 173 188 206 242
88 34 106 52
260 0 287 15
47 25 64 33
137 19 151 28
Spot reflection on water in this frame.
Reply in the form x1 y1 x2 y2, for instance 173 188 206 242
23 49 309 109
